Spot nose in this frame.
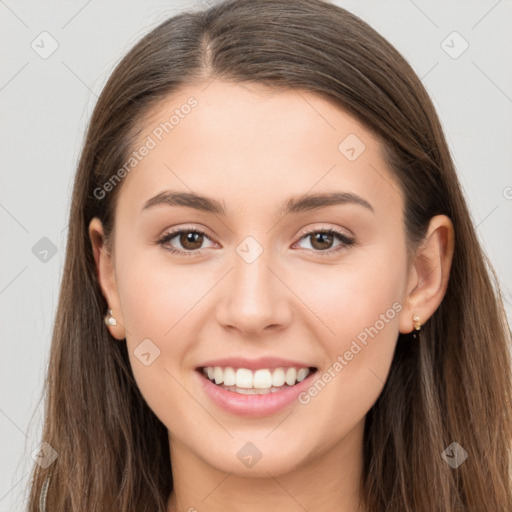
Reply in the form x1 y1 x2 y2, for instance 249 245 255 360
214 247 293 338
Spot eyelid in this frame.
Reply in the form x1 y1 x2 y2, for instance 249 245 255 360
294 223 353 240
158 223 215 239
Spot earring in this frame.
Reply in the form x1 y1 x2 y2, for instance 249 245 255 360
412 313 421 339
104 309 117 327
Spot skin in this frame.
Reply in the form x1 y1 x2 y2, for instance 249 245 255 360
89 80 454 512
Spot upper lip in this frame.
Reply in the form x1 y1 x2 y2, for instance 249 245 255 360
197 357 317 371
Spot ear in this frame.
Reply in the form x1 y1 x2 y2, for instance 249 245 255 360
88 217 126 340
399 214 455 334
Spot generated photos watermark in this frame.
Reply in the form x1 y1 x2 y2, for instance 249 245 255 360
93 96 198 200
298 301 403 405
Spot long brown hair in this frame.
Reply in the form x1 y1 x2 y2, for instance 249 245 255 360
27 0 512 510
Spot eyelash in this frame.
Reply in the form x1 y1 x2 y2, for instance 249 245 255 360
156 225 355 257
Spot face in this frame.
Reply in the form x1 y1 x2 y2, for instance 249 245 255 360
93 80 416 477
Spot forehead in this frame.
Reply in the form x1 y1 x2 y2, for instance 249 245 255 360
117 80 403 220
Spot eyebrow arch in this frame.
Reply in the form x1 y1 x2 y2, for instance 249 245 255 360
142 190 374 216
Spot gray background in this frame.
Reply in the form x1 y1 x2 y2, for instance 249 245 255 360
1 1 511 510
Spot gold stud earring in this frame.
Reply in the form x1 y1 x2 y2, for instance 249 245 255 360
412 314 421 340
104 309 117 327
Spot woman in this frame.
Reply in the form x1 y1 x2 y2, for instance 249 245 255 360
28 0 512 510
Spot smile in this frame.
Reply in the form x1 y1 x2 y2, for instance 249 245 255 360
196 365 319 417
200 366 317 395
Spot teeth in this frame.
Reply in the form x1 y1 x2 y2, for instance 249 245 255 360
296 368 309 382
253 369 272 389
213 367 223 385
201 366 314 390
236 368 253 388
223 367 236 386
285 368 297 386
272 368 286 387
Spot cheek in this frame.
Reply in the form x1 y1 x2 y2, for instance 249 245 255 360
115 240 208 340
294 245 406 399
294 264 404 441
114 247 204 426
293 244 406 341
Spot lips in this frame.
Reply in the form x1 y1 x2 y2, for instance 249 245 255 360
195 364 318 417
193 356 318 415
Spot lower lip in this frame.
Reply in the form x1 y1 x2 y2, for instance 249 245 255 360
195 369 317 418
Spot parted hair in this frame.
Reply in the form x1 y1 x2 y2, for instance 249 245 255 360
27 1 512 510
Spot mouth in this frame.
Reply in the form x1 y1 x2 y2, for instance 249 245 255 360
196 365 318 395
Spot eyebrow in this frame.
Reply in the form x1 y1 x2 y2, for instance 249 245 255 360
142 190 374 216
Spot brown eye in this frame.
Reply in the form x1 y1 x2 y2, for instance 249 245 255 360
295 229 355 256
178 231 204 250
157 228 215 255
309 232 335 250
